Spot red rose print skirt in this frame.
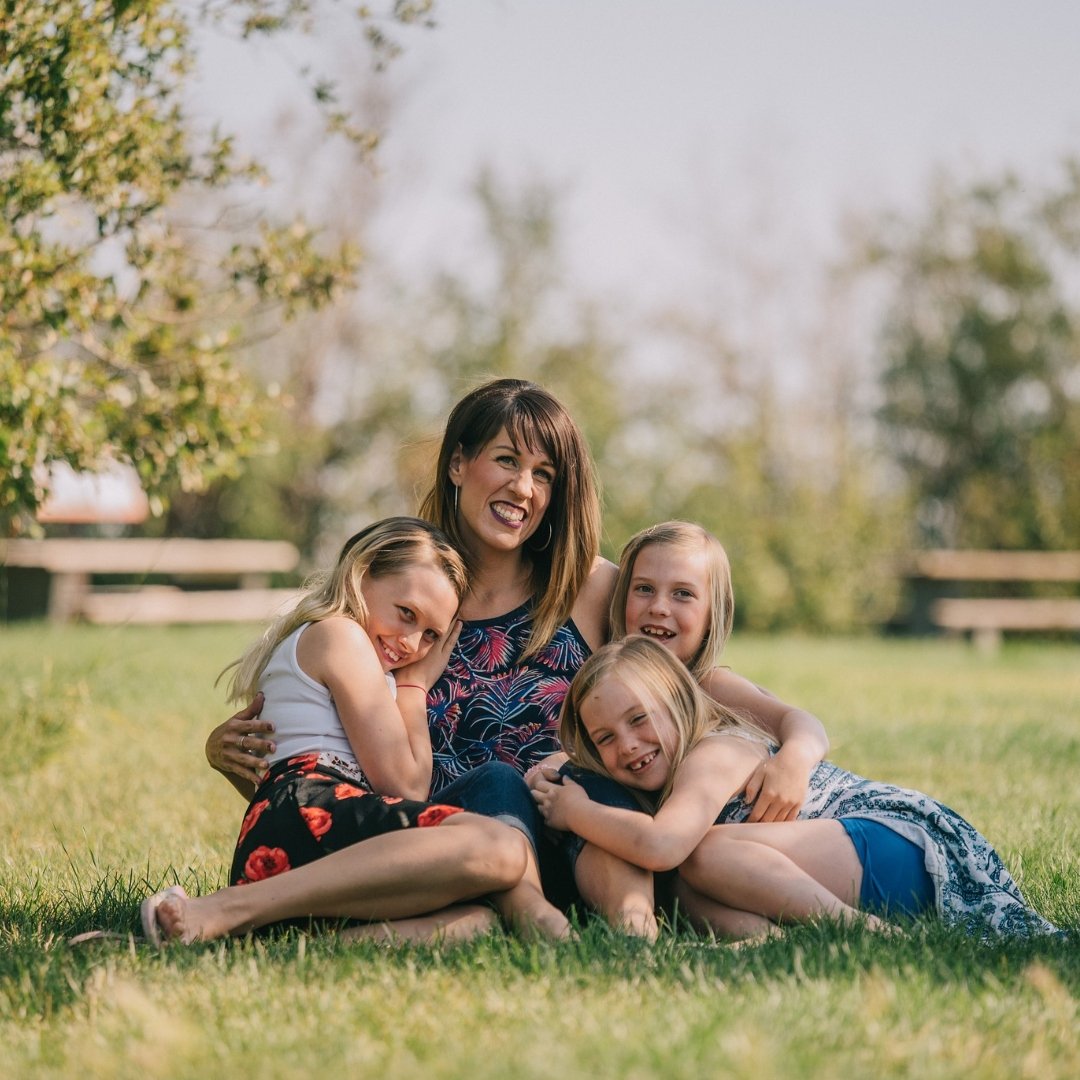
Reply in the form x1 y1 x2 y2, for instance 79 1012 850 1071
230 753 464 887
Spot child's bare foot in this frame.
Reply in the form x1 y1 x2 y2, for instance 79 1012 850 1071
340 905 499 945
610 905 659 941
140 886 210 947
864 912 904 937
496 883 572 941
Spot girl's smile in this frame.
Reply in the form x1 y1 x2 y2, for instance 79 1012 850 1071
360 564 459 673
580 677 674 791
623 543 711 665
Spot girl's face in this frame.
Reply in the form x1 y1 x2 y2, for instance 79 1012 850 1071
579 675 676 792
449 426 556 555
360 563 459 672
623 543 710 665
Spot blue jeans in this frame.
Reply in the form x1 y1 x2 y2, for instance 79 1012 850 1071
436 762 543 856
558 764 646 873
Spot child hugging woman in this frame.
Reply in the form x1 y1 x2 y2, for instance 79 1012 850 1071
142 517 566 947
531 524 1058 941
544 521 830 936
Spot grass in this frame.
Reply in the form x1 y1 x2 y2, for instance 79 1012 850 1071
1 624 1078 1078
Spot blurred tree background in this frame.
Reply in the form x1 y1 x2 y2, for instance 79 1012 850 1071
5 3 1079 632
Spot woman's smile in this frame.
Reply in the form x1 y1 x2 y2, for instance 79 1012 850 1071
451 426 556 551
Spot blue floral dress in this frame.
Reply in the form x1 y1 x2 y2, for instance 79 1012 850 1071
426 601 590 795
717 753 1059 938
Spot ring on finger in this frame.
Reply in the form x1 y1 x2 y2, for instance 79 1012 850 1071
240 734 248 752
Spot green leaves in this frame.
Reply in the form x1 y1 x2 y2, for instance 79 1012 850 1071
0 1 400 532
872 164 1080 549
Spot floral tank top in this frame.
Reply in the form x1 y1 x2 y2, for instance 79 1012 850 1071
426 601 591 795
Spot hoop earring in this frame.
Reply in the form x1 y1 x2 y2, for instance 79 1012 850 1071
453 484 459 517
533 520 553 552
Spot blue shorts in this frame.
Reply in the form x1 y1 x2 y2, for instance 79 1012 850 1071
840 817 935 918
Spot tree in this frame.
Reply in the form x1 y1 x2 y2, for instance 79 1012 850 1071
0 0 432 533
867 162 1080 549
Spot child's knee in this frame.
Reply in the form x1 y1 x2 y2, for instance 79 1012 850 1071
444 813 530 891
476 818 531 889
679 829 738 890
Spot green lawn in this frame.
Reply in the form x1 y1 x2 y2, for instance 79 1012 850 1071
2 624 1078 1078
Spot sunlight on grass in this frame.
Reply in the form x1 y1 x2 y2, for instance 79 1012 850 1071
2 626 1078 1077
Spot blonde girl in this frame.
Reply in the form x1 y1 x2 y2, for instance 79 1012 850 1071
548 521 828 935
611 521 827 821
142 517 557 947
533 636 1057 940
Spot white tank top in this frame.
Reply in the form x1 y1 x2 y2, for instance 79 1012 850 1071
260 624 396 766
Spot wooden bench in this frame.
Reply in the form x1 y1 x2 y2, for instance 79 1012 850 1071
905 549 1080 649
2 538 301 624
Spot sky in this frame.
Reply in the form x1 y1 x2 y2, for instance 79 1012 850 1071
371 2 1080 299
197 1 1080 335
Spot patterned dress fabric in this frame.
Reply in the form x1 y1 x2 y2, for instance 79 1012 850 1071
427 602 590 795
716 754 1059 938
230 753 463 887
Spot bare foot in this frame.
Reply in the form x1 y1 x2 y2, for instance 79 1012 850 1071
141 886 208 947
340 905 499 945
610 905 659 941
495 883 572 941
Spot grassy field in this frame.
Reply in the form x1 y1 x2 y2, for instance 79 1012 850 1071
2 624 1078 1078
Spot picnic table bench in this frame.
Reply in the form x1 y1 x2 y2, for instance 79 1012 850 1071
904 549 1080 649
2 537 301 624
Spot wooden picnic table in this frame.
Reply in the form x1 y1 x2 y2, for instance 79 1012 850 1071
903 549 1080 649
2 537 301 623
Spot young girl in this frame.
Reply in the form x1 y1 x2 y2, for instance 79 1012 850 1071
533 635 1058 940
611 521 828 821
142 517 563 946
550 521 830 935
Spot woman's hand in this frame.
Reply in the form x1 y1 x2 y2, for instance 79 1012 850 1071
531 770 588 832
741 750 812 823
205 692 275 789
394 620 462 695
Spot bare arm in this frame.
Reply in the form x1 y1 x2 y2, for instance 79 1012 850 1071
570 557 619 652
298 618 435 801
205 692 275 800
532 736 764 872
702 667 829 822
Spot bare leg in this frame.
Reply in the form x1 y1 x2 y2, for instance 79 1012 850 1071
575 843 657 940
672 876 779 942
489 843 571 940
152 813 527 944
680 820 885 930
340 904 499 945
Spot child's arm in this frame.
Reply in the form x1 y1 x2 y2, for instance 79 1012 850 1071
531 736 763 872
297 618 434 800
701 667 828 822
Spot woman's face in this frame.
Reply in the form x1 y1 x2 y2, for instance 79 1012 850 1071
449 426 556 556
579 675 675 792
623 543 711 665
360 563 459 672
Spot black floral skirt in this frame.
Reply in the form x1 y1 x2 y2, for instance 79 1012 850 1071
230 752 464 886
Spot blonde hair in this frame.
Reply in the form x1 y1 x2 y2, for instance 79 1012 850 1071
419 378 601 659
609 521 734 682
221 517 468 704
559 635 766 807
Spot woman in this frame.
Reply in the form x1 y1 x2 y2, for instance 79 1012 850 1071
207 379 616 919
